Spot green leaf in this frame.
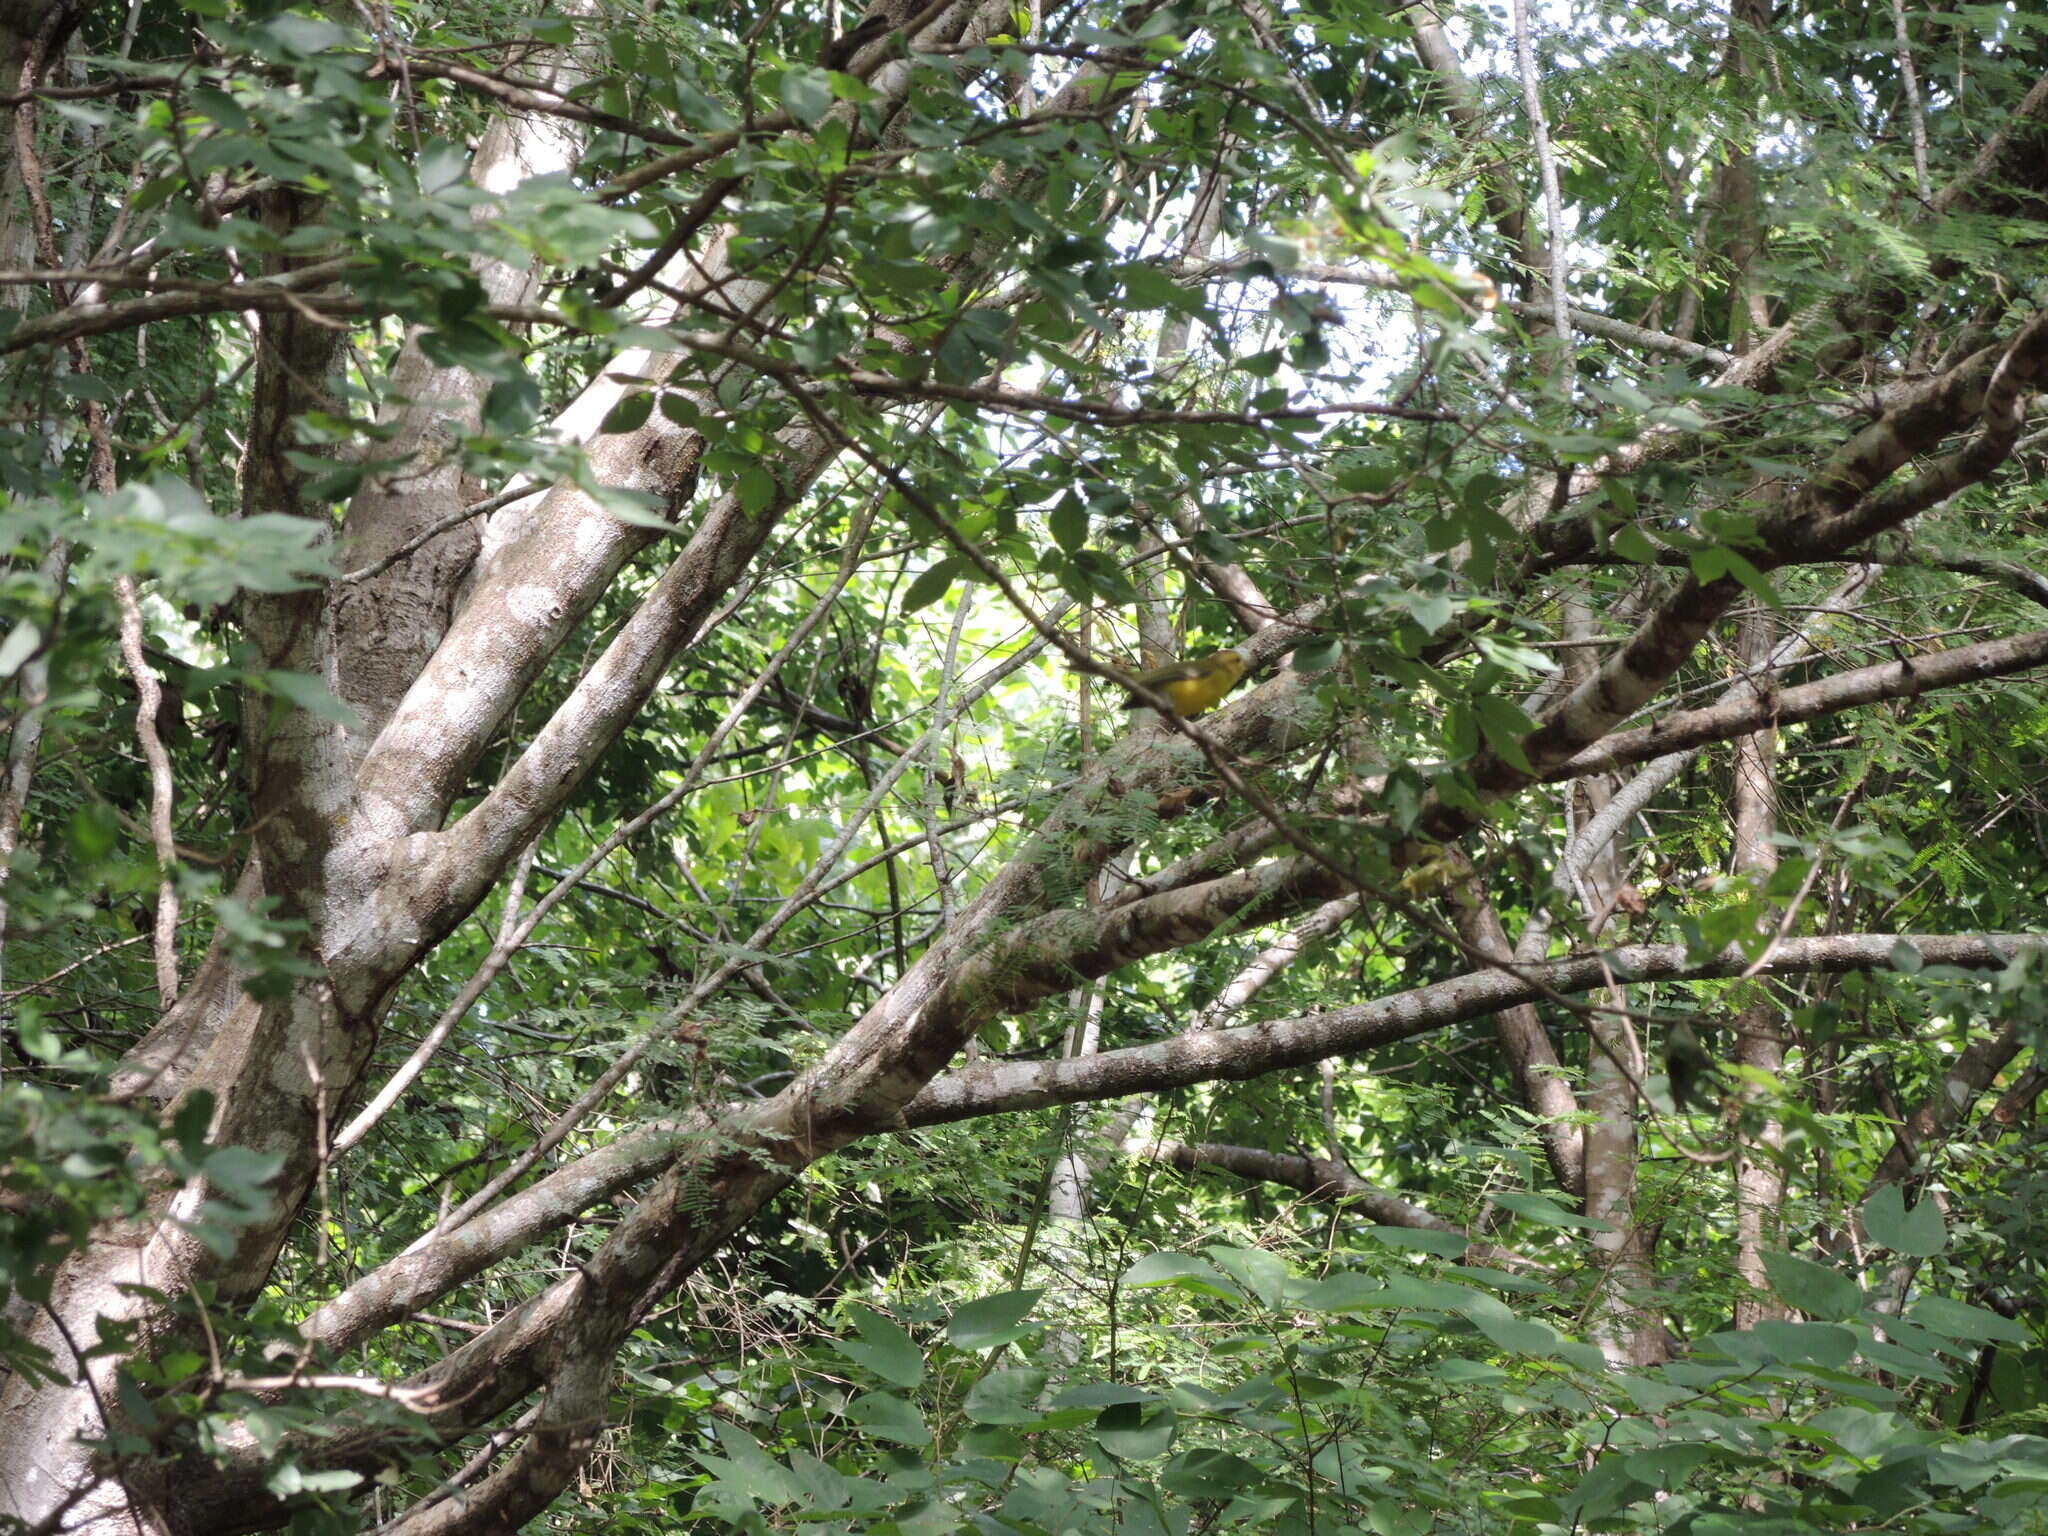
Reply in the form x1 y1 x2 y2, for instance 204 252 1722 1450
262 671 364 729
56 374 113 403
1491 1191 1609 1230
1750 1320 1859 1368
1465 1309 1563 1356
1621 1442 1711 1487
700 1420 806 1503
1096 1399 1177 1460
1336 460 1401 495
1472 694 1535 773
66 802 117 860
1561 1456 1648 1522
1291 637 1339 672
267 1467 361 1495
1857 1334 1951 1381
779 65 835 125
482 371 542 435
1460 471 1509 518
1161 1447 1265 1499
1295 1273 1390 1311
589 484 676 530
171 1092 217 1161
1120 262 1199 313
1689 544 1780 605
1048 490 1089 554
15 1002 60 1061
1363 1225 1467 1257
1610 523 1659 565
736 464 778 515
1243 230 1302 268
1205 1244 1289 1307
947 1288 1043 1350
835 1307 923 1388
1403 588 1455 634
1122 1252 1243 1301
846 1390 932 1445
963 1368 1049 1424
1862 1185 1946 1257
1051 1382 1158 1408
1761 1251 1863 1320
827 70 881 102
1066 548 1136 603
202 1144 283 1193
1487 1490 1564 1521
416 139 469 195
1908 1295 2030 1346
599 392 654 434
901 559 960 615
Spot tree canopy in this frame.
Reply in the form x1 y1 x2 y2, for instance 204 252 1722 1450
1 0 2046 1530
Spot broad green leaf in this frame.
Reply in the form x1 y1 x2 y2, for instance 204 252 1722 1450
1123 1253 1243 1301
1095 1399 1177 1460
835 1306 923 1389
947 1288 1042 1350
599 392 654 434
1160 1447 1265 1499
779 66 835 125
1909 1295 2030 1347
262 671 364 729
1205 1244 1289 1307
963 1368 1049 1425
1761 1251 1863 1320
846 1390 931 1446
901 558 960 615
1862 1185 1947 1257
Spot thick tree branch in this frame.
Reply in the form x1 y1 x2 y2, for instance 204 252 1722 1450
1439 310 2048 833
260 929 2040 1505
1555 624 2048 778
904 935 2043 1126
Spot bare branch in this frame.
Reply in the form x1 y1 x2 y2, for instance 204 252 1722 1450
904 934 2044 1127
113 575 180 1006
1556 623 2048 779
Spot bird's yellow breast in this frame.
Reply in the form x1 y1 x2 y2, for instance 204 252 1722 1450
1126 649 1248 717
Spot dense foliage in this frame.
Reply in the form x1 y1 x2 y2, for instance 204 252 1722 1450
0 0 2045 1529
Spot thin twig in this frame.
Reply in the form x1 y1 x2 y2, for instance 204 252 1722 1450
1511 0 1572 383
114 575 180 1006
336 483 544 584
1888 0 1932 202
332 837 543 1151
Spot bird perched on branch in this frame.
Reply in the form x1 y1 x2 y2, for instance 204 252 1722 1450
1118 648 1249 717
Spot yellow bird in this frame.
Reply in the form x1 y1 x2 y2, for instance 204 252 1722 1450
1118 648 1249 717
